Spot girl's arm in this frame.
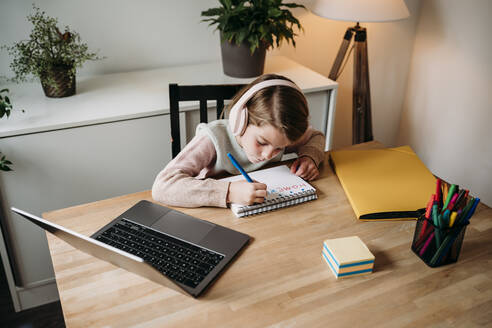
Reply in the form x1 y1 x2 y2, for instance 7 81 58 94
151 135 230 208
285 127 326 167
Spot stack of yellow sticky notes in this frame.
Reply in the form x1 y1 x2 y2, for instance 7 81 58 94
322 236 375 279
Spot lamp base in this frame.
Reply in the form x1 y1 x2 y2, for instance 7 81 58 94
353 25 373 144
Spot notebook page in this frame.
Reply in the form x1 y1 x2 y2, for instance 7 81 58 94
222 165 315 198
221 165 317 216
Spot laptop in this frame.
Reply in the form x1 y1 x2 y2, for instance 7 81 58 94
11 200 250 297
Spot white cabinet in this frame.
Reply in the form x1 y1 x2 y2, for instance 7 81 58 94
0 56 337 310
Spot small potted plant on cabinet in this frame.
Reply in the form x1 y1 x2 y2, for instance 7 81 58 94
201 0 305 78
2 5 102 98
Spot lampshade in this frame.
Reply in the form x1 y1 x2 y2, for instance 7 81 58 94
310 0 410 22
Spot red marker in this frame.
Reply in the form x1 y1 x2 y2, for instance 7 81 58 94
419 231 435 257
447 193 459 211
435 179 442 207
420 194 435 240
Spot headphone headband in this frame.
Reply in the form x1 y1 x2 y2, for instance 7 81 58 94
229 79 302 136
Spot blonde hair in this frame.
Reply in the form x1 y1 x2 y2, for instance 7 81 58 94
228 74 309 142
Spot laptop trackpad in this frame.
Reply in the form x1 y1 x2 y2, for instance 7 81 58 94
151 210 214 244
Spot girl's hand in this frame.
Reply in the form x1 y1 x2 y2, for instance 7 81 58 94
290 156 319 181
227 181 267 205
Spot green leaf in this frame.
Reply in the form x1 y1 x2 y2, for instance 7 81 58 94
201 8 224 17
249 43 256 54
237 29 248 44
200 0 304 51
0 165 13 172
221 0 232 10
268 8 282 17
282 3 305 9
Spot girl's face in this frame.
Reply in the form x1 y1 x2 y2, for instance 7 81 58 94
237 124 291 163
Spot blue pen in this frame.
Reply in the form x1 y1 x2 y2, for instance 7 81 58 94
227 153 253 182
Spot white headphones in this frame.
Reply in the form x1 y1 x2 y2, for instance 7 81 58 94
228 79 303 136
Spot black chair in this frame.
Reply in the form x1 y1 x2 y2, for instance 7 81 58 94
169 83 246 158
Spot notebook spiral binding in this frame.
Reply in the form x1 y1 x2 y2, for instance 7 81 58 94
237 190 318 217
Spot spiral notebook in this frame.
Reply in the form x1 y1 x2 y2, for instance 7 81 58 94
221 165 318 218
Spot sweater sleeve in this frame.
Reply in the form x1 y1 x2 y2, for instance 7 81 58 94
151 135 230 208
285 127 326 167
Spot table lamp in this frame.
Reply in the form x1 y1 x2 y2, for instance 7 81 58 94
311 0 409 144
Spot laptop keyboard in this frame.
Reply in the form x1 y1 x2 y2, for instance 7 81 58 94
94 218 224 288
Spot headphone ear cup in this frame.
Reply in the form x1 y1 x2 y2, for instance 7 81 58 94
229 105 248 136
237 106 248 136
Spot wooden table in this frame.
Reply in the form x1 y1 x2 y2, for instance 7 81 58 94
44 143 492 327
1 57 337 310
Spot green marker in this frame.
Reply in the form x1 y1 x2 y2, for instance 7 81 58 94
442 184 457 213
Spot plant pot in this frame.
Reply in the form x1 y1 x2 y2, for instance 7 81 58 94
220 35 267 78
40 65 76 98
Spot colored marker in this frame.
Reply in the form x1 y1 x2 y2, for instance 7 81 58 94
447 193 459 211
432 205 442 248
441 209 451 227
442 184 457 212
415 222 433 249
435 179 442 207
419 231 435 257
432 234 456 266
452 189 466 211
442 183 448 208
455 197 475 226
432 204 439 227
449 211 458 227
462 198 480 224
425 194 435 219
227 153 253 182
420 194 435 240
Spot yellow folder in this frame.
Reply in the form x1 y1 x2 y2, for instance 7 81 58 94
330 146 436 221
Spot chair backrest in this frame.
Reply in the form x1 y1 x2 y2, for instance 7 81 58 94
169 83 246 158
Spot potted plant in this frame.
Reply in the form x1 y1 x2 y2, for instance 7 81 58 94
201 0 305 78
2 5 102 98
0 89 24 171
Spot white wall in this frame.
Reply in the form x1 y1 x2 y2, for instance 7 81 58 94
1 0 422 151
0 0 221 77
397 0 492 206
272 0 422 149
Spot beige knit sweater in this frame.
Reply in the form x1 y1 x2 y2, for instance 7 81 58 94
151 120 325 208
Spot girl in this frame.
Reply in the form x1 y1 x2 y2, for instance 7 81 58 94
152 74 325 208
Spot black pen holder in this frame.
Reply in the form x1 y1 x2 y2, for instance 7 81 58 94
411 215 469 268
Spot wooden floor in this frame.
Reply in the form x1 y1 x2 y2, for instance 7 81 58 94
0 255 65 328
